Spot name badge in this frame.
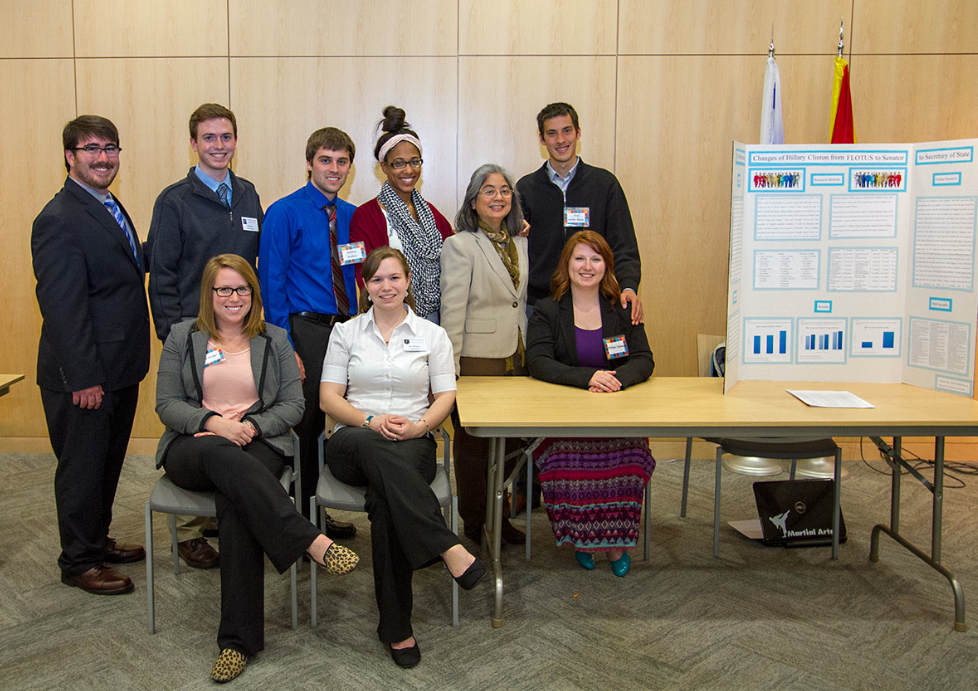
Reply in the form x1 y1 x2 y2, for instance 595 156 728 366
338 241 366 266
204 347 226 367
603 335 629 359
241 217 260 233
402 337 427 352
564 206 590 227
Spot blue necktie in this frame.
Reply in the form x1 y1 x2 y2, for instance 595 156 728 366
104 197 139 262
217 182 231 209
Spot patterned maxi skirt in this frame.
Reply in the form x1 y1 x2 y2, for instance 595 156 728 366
533 437 656 552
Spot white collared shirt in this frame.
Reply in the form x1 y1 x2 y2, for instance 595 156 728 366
322 305 456 424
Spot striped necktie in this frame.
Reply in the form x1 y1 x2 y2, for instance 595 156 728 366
327 204 349 316
217 182 231 209
104 197 139 262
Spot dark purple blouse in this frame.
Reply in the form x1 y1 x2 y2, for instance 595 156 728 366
574 326 605 369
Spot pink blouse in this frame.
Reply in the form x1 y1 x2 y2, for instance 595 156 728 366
201 343 259 421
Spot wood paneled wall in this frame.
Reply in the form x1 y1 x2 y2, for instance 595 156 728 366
2 0 976 450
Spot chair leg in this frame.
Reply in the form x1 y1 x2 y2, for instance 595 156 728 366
681 437 693 517
643 480 652 562
714 447 723 558
145 502 155 634
525 447 532 563
290 562 298 631
451 495 460 628
309 496 319 629
169 514 180 575
832 448 842 560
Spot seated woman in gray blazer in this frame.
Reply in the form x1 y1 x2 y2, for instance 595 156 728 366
440 163 529 545
155 254 358 683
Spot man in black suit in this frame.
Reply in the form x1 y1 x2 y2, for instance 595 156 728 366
32 115 151 595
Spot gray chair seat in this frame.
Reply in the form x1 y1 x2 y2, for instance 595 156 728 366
310 426 459 628
145 432 301 634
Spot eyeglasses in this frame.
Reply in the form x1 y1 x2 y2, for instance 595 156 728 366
212 286 253 297
480 186 513 198
73 145 122 156
388 158 423 170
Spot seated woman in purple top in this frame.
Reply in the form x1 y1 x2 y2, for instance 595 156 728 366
525 231 655 577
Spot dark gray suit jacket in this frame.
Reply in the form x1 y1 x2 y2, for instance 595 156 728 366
154 321 303 468
31 177 150 393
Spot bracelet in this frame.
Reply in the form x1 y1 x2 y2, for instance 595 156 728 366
421 418 429 435
362 415 374 430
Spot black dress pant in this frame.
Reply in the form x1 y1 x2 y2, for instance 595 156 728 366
41 383 139 576
326 427 458 643
163 434 321 655
452 356 526 528
289 313 336 517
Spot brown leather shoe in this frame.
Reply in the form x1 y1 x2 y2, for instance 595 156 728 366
324 512 357 539
177 537 220 569
61 564 134 594
104 537 146 564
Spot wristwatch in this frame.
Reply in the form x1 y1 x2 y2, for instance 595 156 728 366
362 415 374 429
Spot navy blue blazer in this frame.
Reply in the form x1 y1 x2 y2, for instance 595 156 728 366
526 292 654 389
31 177 150 392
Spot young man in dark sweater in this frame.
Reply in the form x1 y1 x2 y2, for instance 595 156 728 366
516 102 644 323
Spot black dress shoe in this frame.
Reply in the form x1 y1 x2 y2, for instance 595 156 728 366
324 512 357 539
177 537 220 569
389 641 421 668
464 520 525 545
61 565 134 595
453 558 487 590
104 537 146 564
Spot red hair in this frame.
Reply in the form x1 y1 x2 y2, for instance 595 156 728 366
550 230 621 304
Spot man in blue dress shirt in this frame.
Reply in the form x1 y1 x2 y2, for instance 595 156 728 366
259 127 359 529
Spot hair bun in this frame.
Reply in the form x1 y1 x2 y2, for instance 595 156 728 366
380 105 409 133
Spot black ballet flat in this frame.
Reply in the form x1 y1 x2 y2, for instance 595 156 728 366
389 641 421 669
453 557 487 590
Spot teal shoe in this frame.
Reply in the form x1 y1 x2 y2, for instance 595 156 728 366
575 551 595 570
610 551 631 577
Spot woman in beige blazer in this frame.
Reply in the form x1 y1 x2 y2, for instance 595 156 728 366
441 163 529 545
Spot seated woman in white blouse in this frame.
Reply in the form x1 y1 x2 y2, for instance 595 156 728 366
320 247 485 669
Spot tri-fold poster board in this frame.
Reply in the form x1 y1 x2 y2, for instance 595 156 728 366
725 139 978 396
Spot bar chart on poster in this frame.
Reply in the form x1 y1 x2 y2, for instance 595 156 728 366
725 140 978 396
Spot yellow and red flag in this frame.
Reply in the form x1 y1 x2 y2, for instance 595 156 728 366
830 56 855 143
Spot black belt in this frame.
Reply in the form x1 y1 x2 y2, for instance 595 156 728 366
293 311 349 326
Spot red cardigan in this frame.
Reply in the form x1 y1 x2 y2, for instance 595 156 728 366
349 197 454 286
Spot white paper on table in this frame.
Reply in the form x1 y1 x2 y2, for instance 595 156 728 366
786 389 875 408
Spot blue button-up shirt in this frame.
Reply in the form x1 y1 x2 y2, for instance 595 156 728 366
194 165 232 206
258 181 358 342
547 157 580 199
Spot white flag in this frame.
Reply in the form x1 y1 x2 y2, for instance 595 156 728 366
760 56 784 144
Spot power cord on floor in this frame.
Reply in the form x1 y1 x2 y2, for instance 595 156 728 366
858 437 975 489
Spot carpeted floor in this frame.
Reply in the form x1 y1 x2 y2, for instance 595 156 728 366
1 448 977 690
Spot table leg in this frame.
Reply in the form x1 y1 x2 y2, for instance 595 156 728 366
869 436 966 632
488 437 506 628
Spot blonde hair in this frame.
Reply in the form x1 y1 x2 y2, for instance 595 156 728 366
196 254 265 338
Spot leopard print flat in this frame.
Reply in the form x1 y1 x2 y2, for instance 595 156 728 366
211 648 247 683
318 542 359 575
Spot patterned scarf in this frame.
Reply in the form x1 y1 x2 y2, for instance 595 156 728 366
478 219 520 289
378 181 444 317
478 220 524 371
